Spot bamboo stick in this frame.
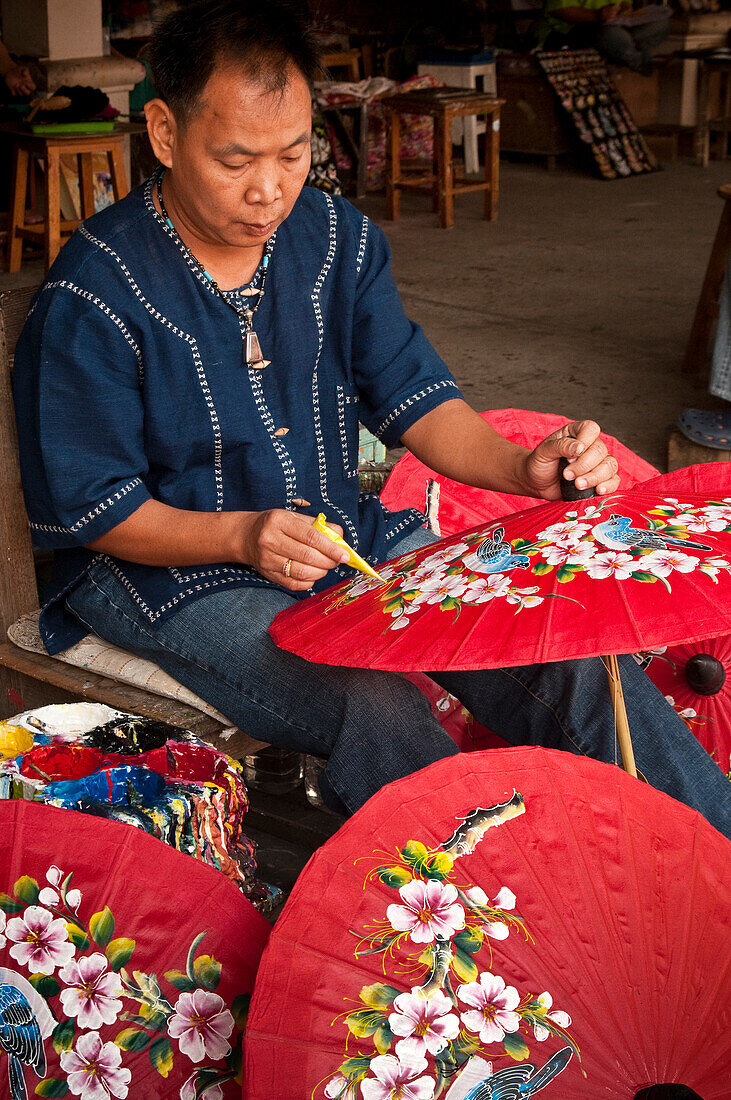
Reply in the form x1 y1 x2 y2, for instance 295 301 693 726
602 653 638 778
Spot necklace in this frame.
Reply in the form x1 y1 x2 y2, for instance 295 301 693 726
156 172 272 369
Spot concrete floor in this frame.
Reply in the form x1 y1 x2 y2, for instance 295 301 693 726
359 157 731 473
3 156 728 473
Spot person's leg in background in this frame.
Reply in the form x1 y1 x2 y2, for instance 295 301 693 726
678 257 731 448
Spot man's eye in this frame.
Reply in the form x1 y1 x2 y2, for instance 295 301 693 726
221 161 248 170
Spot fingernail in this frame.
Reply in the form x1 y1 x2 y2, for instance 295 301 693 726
563 466 575 480
576 478 586 490
573 442 585 456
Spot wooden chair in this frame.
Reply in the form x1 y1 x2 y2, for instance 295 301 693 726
0 286 264 759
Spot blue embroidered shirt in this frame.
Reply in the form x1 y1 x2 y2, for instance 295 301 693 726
14 177 461 654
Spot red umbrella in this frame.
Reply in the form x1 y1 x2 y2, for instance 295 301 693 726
271 486 731 672
644 634 731 778
243 748 731 1099
0 799 269 1099
379 410 659 538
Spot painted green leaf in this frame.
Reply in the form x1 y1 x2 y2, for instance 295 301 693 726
401 840 430 872
344 1009 388 1038
532 562 553 575
503 1032 531 1061
193 954 222 992
383 597 405 614
445 564 464 576
35 1079 69 1097
440 596 460 611
375 865 412 888
358 983 401 1010
29 973 60 1000
194 1069 227 1098
231 994 250 1030
106 937 136 971
630 571 657 583
556 566 578 583
450 945 478 983
513 538 533 549
165 969 196 992
340 1055 373 1081
453 928 483 955
149 1036 174 1078
14 876 40 905
0 892 23 913
423 851 453 882
373 1023 394 1055
51 1019 75 1054
89 907 115 950
115 1028 151 1052
65 922 89 950
122 1009 168 1032
226 1036 243 1080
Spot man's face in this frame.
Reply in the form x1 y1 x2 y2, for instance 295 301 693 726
165 63 312 250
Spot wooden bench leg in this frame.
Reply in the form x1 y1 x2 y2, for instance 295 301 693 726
385 110 401 221
484 109 500 222
78 152 95 219
683 197 731 374
108 141 129 201
44 148 62 270
7 145 29 273
437 110 454 229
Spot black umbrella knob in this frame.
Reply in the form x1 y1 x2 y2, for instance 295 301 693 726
558 457 596 502
634 1087 704 1099
684 653 726 696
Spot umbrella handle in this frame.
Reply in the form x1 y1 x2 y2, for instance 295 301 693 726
558 457 596 502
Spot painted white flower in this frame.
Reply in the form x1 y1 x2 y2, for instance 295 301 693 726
679 706 697 719
360 1052 435 1100
40 866 82 911
536 520 590 546
61 1032 131 1099
463 886 516 940
167 989 234 1063
180 1073 223 1100
324 1075 358 1099
461 574 512 603
387 880 465 944
6 905 75 974
585 551 635 580
698 556 731 580
532 992 572 1041
59 953 124 1030
458 972 521 1045
542 542 596 568
639 549 699 578
417 573 469 605
674 511 728 534
506 586 543 608
416 545 469 574
0 910 6 951
388 988 459 1057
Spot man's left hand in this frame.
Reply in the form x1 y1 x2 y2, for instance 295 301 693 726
4 65 35 97
522 419 620 500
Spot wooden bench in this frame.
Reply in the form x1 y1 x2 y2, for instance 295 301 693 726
0 285 264 759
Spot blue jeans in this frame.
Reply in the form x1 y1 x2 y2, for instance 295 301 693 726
66 528 731 836
710 261 731 403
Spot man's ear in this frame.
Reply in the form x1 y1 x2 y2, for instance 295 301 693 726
145 98 177 168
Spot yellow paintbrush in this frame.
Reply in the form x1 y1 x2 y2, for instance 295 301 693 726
313 513 385 582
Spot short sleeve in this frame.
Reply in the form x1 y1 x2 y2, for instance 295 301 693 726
350 220 461 449
14 284 152 547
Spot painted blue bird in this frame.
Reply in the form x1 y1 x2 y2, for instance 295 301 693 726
474 527 530 573
592 514 712 554
0 969 54 1100
445 1047 573 1100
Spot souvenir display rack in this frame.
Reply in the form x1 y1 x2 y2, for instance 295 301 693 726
536 48 657 179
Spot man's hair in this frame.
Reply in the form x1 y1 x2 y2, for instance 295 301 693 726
148 0 321 123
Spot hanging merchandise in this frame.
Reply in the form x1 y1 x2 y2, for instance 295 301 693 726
535 49 657 179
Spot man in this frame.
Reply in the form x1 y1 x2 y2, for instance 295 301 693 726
536 0 670 75
14 0 729 835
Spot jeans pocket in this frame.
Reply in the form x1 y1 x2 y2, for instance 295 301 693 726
336 384 360 480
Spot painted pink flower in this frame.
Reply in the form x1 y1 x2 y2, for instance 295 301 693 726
458 972 521 1045
639 549 699 578
389 988 459 1057
60 1031 131 1099
585 551 635 580
6 905 75 974
167 988 234 1063
361 1052 435 1100
418 573 469 605
0 910 6 951
39 864 82 911
542 542 596 568
59 953 124 1029
387 880 465 944
506 586 543 608
536 520 590 546
463 885 516 940
324 1075 357 1099
532 991 572 1041
461 574 511 604
180 1072 223 1100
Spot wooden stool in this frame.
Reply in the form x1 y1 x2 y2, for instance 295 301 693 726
683 183 731 374
382 87 504 229
6 131 129 272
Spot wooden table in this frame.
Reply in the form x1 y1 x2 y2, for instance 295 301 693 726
1 122 146 271
381 87 504 229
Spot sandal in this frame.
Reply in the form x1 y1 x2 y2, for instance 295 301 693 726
677 407 731 450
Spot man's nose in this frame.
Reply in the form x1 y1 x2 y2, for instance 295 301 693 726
245 166 281 205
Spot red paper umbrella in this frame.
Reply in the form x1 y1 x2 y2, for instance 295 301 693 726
243 747 731 1099
644 634 731 777
271 487 731 672
0 799 270 1099
379 409 659 538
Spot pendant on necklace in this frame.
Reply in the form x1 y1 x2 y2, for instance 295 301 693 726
244 331 268 369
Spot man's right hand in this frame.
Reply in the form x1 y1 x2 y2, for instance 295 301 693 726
240 509 349 591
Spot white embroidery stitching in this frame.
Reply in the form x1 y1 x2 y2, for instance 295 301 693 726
78 224 225 511
356 215 369 277
30 478 143 536
376 380 459 439
336 385 359 480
